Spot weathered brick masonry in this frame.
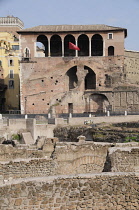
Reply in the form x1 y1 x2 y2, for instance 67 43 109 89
17 24 139 114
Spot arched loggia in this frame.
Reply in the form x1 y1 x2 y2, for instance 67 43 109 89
64 34 76 57
91 34 103 56
36 35 48 57
50 35 62 57
78 34 89 56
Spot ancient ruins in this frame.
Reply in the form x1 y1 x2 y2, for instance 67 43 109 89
0 115 139 209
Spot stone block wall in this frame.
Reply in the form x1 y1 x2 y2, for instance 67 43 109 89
0 158 56 180
109 147 139 172
0 173 138 209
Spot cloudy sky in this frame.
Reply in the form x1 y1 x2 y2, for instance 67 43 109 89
0 0 138 51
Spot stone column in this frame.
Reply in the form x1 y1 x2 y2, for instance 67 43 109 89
89 37 91 57
62 39 64 57
48 37 50 57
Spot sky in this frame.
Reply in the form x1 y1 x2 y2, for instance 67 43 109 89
0 0 139 51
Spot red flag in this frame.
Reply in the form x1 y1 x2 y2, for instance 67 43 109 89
69 42 80 51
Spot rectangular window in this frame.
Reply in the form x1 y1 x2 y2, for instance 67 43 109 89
12 45 19 50
108 33 113 39
9 70 14 79
9 80 14 89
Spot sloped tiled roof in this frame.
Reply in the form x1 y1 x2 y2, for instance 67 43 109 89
17 24 127 37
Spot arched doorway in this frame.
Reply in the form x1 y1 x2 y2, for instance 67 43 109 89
64 34 75 57
89 94 109 113
84 66 96 89
66 66 78 90
78 34 89 56
91 34 103 56
108 46 114 56
50 35 62 57
36 35 48 57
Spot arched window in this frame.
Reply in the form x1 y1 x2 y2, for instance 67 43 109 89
78 34 89 56
84 66 96 90
108 46 114 56
64 34 75 57
91 34 103 56
36 35 48 57
0 60 2 66
66 66 78 90
50 35 62 57
9 59 14 66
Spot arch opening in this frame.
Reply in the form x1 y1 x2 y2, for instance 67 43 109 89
78 34 89 56
50 35 62 57
91 34 103 56
89 94 110 113
36 35 48 57
64 34 75 57
84 66 96 89
66 66 78 90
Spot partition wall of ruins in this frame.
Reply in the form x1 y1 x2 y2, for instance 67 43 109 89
18 24 139 115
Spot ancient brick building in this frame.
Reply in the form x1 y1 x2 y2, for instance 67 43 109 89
18 24 139 115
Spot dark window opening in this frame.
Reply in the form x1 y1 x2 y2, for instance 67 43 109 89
64 34 75 57
50 35 62 57
84 66 96 90
66 66 78 90
9 70 14 79
24 48 30 61
68 103 73 113
108 46 114 56
42 80 44 82
10 59 13 66
0 60 2 66
91 34 103 56
9 80 14 89
78 34 89 56
36 35 48 57
108 33 113 39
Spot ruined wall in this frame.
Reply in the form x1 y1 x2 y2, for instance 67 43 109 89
0 144 44 161
109 147 139 172
53 142 109 175
0 158 56 180
124 50 139 85
0 173 138 209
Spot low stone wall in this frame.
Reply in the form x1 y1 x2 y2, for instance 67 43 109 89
109 147 139 172
0 144 45 161
0 173 138 209
0 158 56 181
68 115 139 125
